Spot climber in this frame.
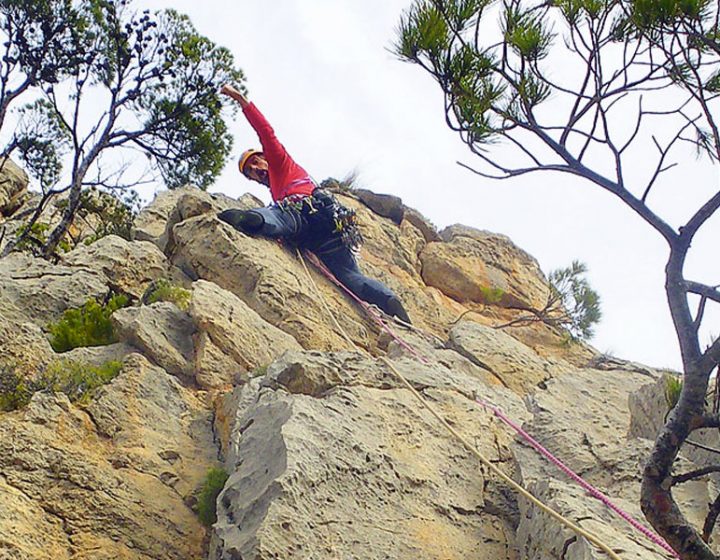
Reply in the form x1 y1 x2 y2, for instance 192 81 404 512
217 84 411 324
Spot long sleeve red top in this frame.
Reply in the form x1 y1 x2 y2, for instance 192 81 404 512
242 102 315 202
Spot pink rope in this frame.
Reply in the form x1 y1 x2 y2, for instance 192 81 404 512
303 251 431 364
304 249 677 558
476 398 679 558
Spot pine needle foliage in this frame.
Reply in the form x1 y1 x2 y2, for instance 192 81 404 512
396 1 720 553
48 294 129 353
548 260 602 341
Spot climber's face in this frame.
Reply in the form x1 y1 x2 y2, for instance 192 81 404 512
244 154 269 186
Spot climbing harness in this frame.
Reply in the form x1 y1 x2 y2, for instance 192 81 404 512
276 189 363 253
296 250 629 560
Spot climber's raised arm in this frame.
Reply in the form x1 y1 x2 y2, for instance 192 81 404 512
220 84 249 108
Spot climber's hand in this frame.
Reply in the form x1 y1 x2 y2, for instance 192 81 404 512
220 84 248 107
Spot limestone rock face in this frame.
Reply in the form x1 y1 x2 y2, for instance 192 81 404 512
188 279 302 380
133 184 260 253
61 235 173 299
170 213 376 351
0 253 108 326
421 225 550 310
0 355 217 560
629 370 720 490
0 180 705 560
112 302 196 380
0 312 55 378
0 158 29 216
404 206 441 242
447 321 569 393
514 365 710 559
210 351 529 560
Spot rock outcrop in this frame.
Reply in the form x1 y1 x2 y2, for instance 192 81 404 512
0 180 711 560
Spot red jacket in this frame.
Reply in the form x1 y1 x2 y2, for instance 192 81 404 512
242 102 315 202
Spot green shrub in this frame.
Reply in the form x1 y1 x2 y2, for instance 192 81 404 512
250 364 269 378
14 221 71 254
197 467 229 527
479 286 505 305
77 188 140 245
0 360 122 411
319 171 359 192
33 360 122 405
0 364 32 411
143 279 191 311
665 375 683 411
48 294 130 353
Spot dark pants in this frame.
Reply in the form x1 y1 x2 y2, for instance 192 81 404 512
219 201 409 320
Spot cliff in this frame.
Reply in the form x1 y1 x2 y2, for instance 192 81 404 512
0 166 711 560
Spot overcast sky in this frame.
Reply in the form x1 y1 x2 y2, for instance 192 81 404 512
134 0 719 372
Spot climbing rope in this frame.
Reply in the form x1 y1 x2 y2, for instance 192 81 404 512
302 244 677 557
478 398 679 558
296 248 357 349
296 249 624 560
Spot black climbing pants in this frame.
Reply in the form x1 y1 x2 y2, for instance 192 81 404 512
218 195 408 320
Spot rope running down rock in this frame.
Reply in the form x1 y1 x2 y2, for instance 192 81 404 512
297 249 624 560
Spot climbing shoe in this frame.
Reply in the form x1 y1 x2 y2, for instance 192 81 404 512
385 295 412 325
218 209 264 233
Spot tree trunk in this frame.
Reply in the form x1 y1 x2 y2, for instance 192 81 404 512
641 371 716 559
641 245 716 560
41 179 81 258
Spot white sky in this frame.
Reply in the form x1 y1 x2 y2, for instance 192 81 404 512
132 0 720 372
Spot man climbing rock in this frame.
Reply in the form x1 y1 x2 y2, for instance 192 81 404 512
218 84 411 324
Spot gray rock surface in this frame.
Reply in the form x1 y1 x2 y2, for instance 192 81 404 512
355 188 405 224
188 279 302 382
422 225 551 310
514 366 709 559
0 181 707 560
112 302 196 380
62 235 174 299
0 158 29 216
0 355 217 560
447 321 570 393
210 350 528 560
0 253 108 326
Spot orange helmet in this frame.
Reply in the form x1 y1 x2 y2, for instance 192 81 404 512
238 149 263 174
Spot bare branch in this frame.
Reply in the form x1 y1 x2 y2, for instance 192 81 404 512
672 465 720 486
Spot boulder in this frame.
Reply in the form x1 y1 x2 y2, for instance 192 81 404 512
112 303 196 381
132 184 260 253
0 158 29 217
188 279 302 386
62 235 174 299
0 312 55 378
404 207 441 242
194 331 245 390
0 253 108 326
354 188 405 224
447 321 570 394
421 225 550 310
